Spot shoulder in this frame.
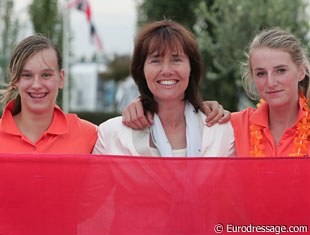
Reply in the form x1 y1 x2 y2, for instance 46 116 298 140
94 116 138 155
198 110 234 142
97 116 133 137
97 116 150 142
64 113 97 139
232 107 256 119
208 121 234 135
198 111 235 156
198 110 233 132
65 113 96 128
98 116 123 131
231 107 256 128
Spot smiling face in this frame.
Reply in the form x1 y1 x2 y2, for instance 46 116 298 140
14 48 64 115
143 48 191 103
131 20 204 114
251 47 305 108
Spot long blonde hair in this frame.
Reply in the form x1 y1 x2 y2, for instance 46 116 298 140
241 27 310 105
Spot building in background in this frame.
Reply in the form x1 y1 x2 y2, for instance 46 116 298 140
69 62 138 113
115 76 139 113
70 62 111 112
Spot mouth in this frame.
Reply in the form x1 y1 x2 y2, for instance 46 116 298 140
28 92 48 98
157 80 178 86
266 89 283 94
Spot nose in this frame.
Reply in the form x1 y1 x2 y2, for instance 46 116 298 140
31 76 43 89
266 73 277 87
160 62 173 76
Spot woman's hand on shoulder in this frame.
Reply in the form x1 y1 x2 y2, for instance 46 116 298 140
122 99 231 129
203 101 231 126
122 97 153 129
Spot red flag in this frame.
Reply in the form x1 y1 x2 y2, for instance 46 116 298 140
90 23 103 51
67 0 91 22
67 0 103 51
0 154 309 235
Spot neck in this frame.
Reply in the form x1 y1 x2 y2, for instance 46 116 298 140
155 100 187 150
157 100 186 128
250 95 309 156
268 99 300 145
14 108 54 143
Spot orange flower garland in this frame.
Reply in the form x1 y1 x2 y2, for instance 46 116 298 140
249 95 310 157
290 95 310 156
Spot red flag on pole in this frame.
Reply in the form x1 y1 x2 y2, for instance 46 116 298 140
67 0 91 22
67 0 103 51
90 23 103 51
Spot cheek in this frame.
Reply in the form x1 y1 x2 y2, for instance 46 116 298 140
143 67 156 86
143 65 152 79
46 80 61 92
15 80 29 91
183 69 191 87
254 78 264 91
182 65 191 80
144 70 150 81
182 68 190 77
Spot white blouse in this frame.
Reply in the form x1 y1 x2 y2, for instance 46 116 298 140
92 111 235 157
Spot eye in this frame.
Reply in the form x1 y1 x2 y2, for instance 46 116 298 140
256 71 266 77
20 73 32 79
276 68 286 74
42 73 52 79
150 59 160 63
172 57 182 63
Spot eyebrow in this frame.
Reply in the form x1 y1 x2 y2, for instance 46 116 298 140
172 53 186 58
22 68 55 72
253 64 288 71
148 53 160 58
148 52 185 58
274 65 288 68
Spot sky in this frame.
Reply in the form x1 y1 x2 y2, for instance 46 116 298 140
13 0 137 59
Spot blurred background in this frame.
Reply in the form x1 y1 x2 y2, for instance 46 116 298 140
1 0 310 124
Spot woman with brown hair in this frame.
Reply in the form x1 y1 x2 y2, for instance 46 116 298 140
93 20 235 157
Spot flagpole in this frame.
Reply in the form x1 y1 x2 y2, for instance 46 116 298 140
62 0 70 113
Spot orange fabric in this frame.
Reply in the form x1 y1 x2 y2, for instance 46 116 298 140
0 100 97 153
0 154 309 235
231 99 310 157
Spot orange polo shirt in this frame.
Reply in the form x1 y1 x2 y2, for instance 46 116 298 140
231 99 310 157
0 100 98 154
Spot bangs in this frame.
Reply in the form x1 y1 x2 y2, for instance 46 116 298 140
146 30 184 56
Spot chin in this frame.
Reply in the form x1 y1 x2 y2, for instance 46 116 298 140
29 105 52 114
267 100 288 108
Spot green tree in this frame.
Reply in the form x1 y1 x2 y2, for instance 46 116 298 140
28 0 64 106
0 0 19 83
137 0 201 30
28 0 63 52
137 0 310 111
196 0 310 111
103 54 131 82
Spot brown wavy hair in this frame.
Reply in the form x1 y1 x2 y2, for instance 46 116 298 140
130 20 204 114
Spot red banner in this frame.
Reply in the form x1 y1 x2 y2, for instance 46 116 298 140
0 154 309 235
